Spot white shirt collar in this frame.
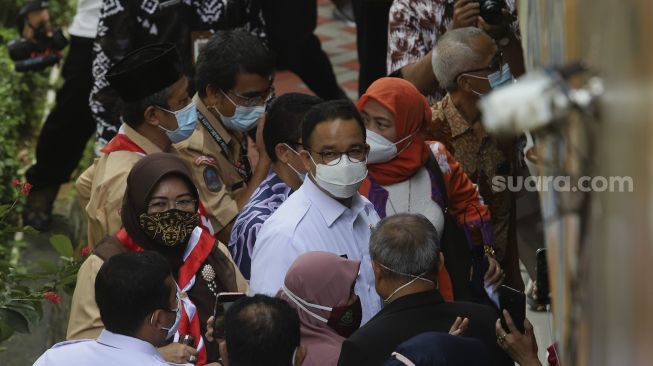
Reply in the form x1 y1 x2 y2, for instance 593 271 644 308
95 330 164 361
302 177 367 227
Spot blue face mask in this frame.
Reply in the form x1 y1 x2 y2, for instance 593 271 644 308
464 63 515 96
157 101 197 143
213 91 264 132
488 63 514 89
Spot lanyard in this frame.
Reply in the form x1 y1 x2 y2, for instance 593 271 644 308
197 110 252 181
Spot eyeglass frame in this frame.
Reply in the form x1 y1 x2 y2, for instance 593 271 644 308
146 198 198 213
306 145 369 166
456 50 504 80
222 77 276 107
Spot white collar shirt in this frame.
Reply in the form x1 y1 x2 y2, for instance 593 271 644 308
250 177 382 323
33 330 183 366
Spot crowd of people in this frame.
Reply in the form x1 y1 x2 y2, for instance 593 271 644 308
19 0 553 365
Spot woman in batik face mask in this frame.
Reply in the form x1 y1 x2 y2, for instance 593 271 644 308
67 152 247 366
120 153 248 365
276 251 363 366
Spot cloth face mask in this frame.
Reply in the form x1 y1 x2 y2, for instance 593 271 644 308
139 209 198 247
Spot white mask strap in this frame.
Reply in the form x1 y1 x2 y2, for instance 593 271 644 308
282 285 331 323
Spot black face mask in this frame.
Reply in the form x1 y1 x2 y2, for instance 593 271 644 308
139 209 198 247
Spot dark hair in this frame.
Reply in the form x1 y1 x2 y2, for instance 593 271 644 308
196 28 273 97
264 93 323 162
224 295 300 366
119 85 173 129
301 100 366 150
95 251 172 336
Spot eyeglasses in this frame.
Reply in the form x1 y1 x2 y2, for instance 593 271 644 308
224 83 276 107
147 198 197 213
307 146 368 166
458 51 503 78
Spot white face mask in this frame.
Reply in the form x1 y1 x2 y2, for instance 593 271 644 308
309 153 368 199
366 129 417 164
153 295 182 340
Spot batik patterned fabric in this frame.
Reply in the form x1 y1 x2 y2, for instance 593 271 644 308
91 0 266 144
228 170 292 280
386 0 518 102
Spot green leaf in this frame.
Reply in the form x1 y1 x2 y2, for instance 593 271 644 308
0 319 14 343
21 225 39 235
0 204 11 218
35 259 58 273
49 234 74 258
0 308 29 334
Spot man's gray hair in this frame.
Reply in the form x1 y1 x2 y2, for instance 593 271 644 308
431 27 489 92
369 213 440 276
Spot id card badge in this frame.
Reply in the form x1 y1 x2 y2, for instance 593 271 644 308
191 31 214 64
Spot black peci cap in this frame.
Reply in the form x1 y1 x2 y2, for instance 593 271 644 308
107 43 183 103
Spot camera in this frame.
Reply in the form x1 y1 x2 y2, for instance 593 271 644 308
7 27 68 72
478 0 505 25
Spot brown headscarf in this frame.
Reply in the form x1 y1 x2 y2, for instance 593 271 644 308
121 152 200 271
277 252 361 366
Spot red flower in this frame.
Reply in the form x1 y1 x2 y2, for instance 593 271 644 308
80 245 91 257
11 179 21 187
43 291 61 305
21 182 32 196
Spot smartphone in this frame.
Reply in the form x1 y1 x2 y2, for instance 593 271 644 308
213 292 246 339
535 248 551 305
499 285 526 333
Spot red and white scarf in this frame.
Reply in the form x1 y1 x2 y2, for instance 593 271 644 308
175 226 214 366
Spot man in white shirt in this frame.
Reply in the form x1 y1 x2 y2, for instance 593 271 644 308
250 100 382 323
34 251 194 366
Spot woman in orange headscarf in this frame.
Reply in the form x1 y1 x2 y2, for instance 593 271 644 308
358 77 503 303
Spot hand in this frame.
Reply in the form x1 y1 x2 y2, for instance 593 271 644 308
495 310 541 366
158 342 198 364
484 256 504 289
452 0 480 29
206 316 216 343
22 9 52 41
477 9 513 39
448 316 470 336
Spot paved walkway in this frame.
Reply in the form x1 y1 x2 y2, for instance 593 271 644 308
273 0 359 100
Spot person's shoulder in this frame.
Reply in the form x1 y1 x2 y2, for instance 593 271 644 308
446 300 501 321
173 122 204 153
35 339 95 363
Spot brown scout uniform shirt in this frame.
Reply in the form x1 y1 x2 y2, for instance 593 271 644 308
428 94 524 290
76 124 163 248
174 94 250 234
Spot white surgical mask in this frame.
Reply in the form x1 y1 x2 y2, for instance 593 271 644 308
309 153 367 199
212 91 264 132
283 143 306 182
377 262 435 303
366 129 417 164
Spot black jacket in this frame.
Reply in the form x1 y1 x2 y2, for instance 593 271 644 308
337 290 514 366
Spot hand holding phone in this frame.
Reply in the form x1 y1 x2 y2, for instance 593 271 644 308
499 285 526 333
212 292 246 340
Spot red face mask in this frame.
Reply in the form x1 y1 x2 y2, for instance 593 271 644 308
282 285 363 338
326 296 362 338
